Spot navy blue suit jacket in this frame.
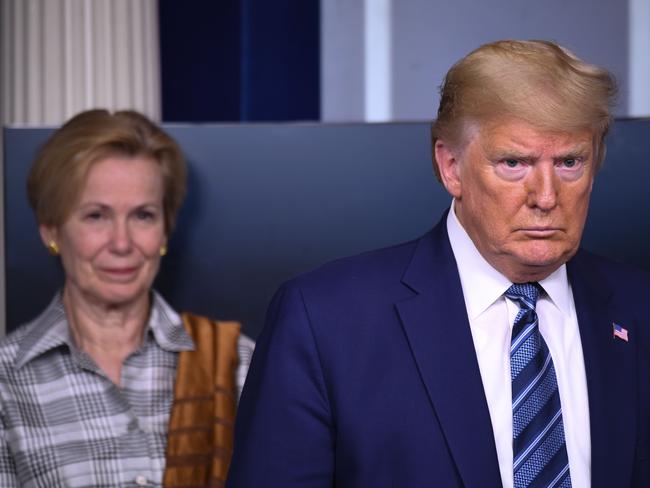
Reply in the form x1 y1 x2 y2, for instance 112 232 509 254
228 216 650 487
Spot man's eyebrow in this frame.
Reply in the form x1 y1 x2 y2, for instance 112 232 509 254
554 144 592 158
484 148 541 161
485 143 593 161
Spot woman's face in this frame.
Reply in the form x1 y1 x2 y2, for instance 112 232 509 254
41 155 166 308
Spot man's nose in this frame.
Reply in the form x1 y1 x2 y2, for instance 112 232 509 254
526 163 559 211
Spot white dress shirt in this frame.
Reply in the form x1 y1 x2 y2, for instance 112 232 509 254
446 201 591 487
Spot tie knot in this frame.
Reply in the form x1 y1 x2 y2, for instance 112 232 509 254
505 282 540 310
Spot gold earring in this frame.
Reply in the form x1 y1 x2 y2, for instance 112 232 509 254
47 241 60 256
160 244 167 257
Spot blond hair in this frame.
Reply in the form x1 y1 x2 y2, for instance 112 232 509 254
431 40 617 177
27 109 187 234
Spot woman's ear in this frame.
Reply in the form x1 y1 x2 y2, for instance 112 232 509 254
39 225 60 255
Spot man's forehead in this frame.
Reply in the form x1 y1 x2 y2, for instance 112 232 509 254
473 118 596 154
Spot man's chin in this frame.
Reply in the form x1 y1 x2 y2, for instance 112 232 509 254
493 244 578 282
509 252 574 281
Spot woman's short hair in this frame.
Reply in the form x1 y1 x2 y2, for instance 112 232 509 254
431 39 617 175
27 109 187 234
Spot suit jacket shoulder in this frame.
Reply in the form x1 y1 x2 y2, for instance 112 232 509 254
570 248 650 288
228 219 502 487
291 235 421 299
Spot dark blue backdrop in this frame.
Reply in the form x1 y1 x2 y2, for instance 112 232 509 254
158 0 320 122
4 121 650 338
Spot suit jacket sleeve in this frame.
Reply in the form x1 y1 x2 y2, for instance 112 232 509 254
227 282 335 487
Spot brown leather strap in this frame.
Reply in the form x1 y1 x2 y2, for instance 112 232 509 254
163 313 240 487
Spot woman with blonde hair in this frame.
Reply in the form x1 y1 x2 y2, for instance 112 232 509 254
0 109 253 487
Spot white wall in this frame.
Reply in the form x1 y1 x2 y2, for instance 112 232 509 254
629 0 650 116
320 1 366 121
1 0 161 125
322 0 639 121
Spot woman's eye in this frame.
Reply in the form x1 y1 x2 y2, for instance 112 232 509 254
135 209 156 221
85 211 103 221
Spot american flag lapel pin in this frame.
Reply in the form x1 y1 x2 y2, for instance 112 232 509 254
613 322 629 342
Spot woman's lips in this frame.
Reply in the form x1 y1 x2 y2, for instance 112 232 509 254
99 267 139 280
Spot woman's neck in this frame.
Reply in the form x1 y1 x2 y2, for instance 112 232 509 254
62 285 151 386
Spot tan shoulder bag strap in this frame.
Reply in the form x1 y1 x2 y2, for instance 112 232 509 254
163 313 241 487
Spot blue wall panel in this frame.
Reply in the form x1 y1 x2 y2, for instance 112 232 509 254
4 121 650 338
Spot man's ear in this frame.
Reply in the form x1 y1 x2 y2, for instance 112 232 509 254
435 140 462 198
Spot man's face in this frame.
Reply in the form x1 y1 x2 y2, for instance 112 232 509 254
437 118 597 283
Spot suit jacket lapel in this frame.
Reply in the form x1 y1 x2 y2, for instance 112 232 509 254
396 219 502 487
568 252 637 487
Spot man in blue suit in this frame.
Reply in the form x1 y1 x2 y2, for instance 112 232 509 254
227 40 650 487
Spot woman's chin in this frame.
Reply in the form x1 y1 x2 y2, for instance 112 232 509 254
80 284 151 309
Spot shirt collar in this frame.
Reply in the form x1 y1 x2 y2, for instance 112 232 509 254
14 290 193 369
14 293 71 369
446 199 572 319
537 264 572 315
148 291 194 352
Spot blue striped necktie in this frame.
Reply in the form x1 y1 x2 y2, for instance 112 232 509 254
506 283 572 488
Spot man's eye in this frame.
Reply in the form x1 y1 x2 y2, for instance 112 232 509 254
557 158 584 170
504 159 519 168
563 159 576 168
